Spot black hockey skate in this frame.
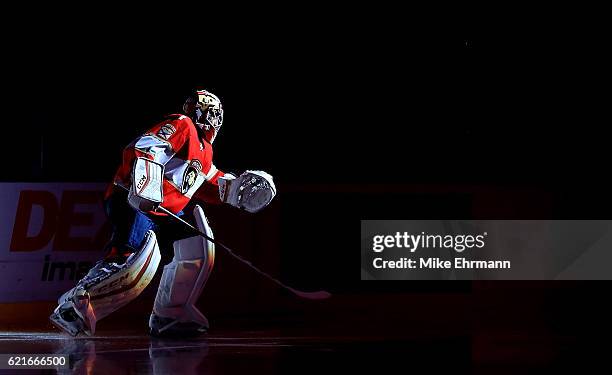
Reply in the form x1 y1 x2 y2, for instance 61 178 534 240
149 313 208 338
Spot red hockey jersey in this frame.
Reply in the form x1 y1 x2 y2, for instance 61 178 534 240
106 114 225 215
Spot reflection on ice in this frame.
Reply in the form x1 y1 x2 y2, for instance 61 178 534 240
55 336 209 375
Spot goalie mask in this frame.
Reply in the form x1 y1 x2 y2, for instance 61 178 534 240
183 89 224 144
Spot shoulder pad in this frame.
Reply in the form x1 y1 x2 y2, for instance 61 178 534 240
164 113 192 122
162 114 195 130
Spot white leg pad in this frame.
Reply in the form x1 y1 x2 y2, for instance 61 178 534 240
152 205 215 328
50 231 161 335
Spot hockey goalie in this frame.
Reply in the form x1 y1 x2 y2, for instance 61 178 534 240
49 89 276 337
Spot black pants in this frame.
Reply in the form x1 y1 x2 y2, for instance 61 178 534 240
104 191 196 264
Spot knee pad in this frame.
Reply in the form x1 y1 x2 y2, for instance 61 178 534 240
152 205 215 331
50 230 161 335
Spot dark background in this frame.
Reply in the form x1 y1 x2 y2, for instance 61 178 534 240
2 6 611 370
5 8 610 188
5 8 608 188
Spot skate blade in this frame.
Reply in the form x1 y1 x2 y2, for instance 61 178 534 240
49 313 80 337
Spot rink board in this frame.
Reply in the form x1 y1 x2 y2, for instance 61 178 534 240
0 183 108 303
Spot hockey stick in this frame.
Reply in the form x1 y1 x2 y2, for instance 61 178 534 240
115 183 331 300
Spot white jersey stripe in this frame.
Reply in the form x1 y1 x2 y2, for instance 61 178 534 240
134 135 175 165
205 165 218 181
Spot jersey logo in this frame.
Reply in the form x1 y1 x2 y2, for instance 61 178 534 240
157 124 176 140
181 159 203 194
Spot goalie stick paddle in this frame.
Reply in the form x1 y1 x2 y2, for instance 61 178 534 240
115 183 331 300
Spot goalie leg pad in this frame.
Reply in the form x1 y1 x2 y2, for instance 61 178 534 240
50 231 161 336
151 205 215 334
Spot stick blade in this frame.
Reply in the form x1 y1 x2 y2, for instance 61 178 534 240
290 289 332 300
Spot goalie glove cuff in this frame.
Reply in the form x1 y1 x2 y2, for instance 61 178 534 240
218 173 237 203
